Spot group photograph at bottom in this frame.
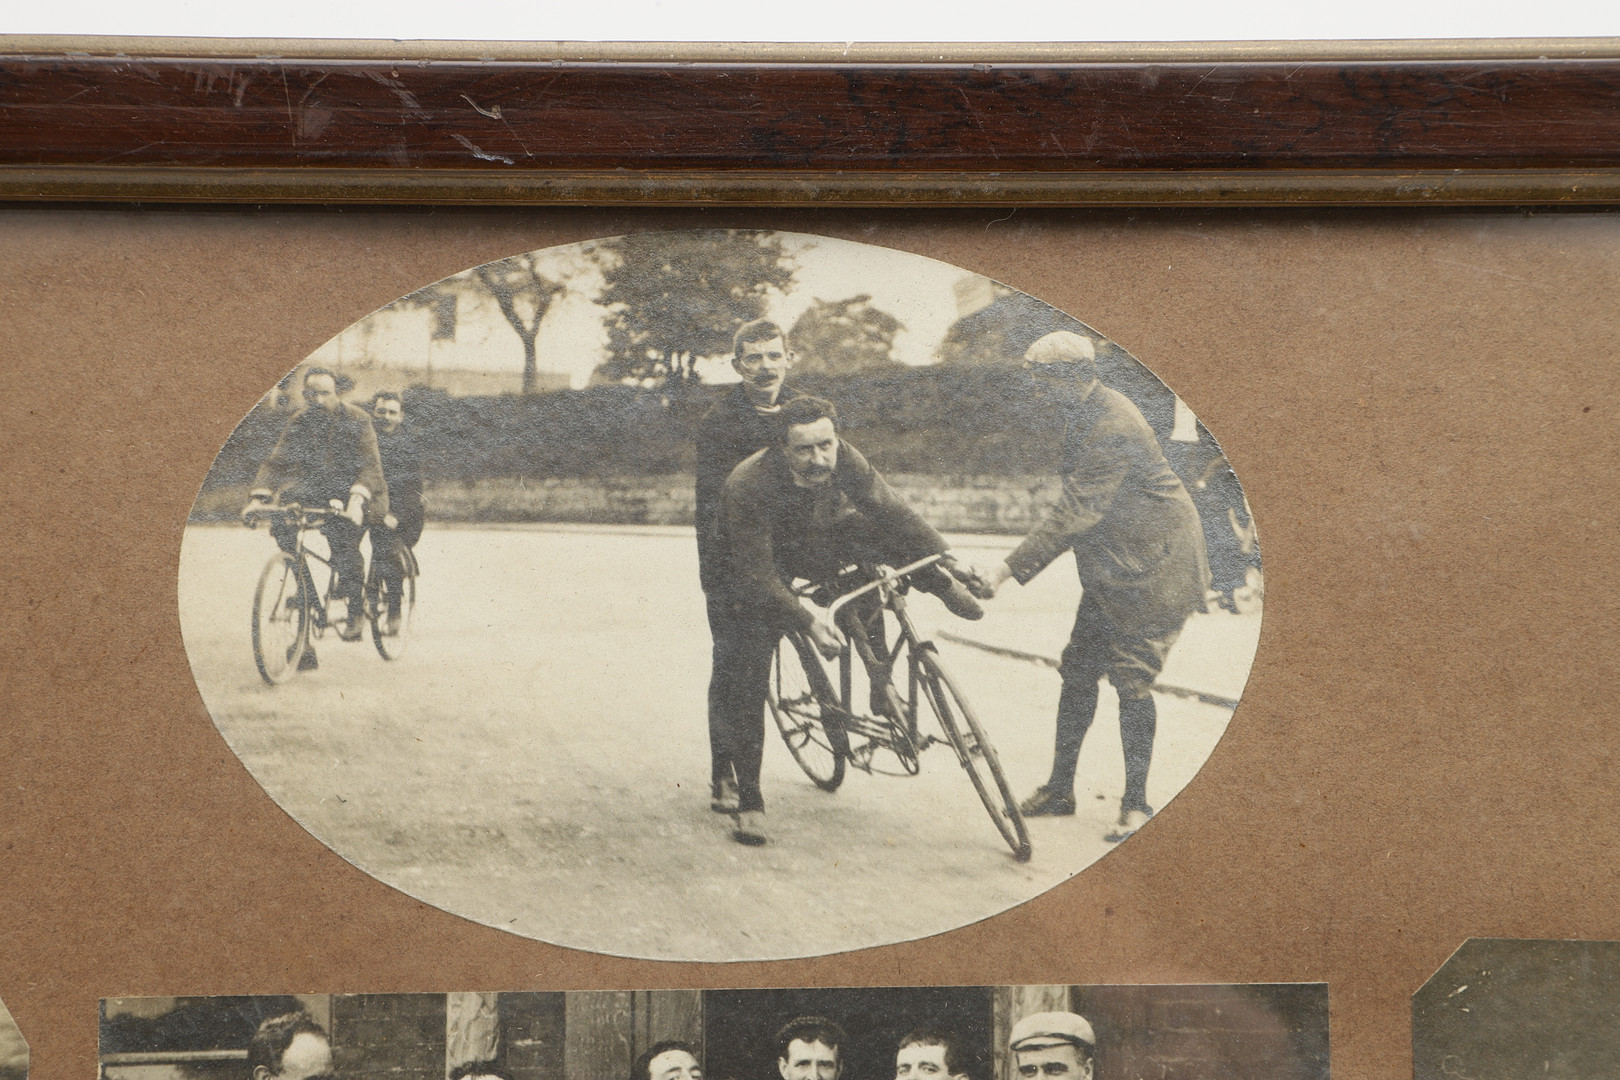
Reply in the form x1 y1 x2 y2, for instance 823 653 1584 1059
98 983 1328 1080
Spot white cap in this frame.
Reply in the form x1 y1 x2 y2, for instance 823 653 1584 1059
1008 1012 1096 1052
1023 331 1097 367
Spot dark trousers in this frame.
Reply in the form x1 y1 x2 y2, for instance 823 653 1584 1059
1048 590 1182 811
705 589 781 814
370 507 423 615
272 514 364 609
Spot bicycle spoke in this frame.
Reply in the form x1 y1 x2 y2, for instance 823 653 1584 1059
917 649 1032 861
252 553 308 685
767 633 847 792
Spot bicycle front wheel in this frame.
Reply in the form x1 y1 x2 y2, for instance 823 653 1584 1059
768 632 848 792
370 547 417 660
252 552 309 685
919 648 1032 861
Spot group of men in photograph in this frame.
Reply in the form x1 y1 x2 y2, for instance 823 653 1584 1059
696 320 1210 847
242 368 424 669
242 312 1211 852
244 1008 1101 1080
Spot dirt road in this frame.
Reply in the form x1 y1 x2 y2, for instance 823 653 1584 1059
179 523 1257 961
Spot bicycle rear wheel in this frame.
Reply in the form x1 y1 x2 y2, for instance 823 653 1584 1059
369 547 417 660
768 632 848 792
919 647 1032 861
252 552 309 685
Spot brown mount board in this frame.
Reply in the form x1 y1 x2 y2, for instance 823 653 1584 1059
3 38 1620 203
1 34 1620 1080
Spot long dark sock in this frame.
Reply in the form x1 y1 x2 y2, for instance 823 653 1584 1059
1048 677 1100 792
1119 693 1158 811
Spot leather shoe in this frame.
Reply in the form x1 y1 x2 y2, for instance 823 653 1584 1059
1104 804 1154 843
732 810 768 845
335 600 365 642
934 578 985 621
711 777 740 814
296 648 319 672
1019 785 1076 816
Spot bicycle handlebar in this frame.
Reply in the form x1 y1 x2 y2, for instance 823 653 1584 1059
822 553 945 625
243 502 335 529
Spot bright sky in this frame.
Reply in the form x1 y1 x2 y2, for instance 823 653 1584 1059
321 231 982 389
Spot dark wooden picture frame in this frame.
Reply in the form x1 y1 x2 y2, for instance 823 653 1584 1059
2 35 1619 1080
4 37 1620 207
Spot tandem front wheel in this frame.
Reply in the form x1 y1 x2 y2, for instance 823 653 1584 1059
252 552 309 685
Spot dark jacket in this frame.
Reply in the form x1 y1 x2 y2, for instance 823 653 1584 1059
252 401 389 524
375 425 423 513
1005 382 1210 635
693 383 801 592
721 439 946 633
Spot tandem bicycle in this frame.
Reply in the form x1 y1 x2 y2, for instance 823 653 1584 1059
243 502 418 684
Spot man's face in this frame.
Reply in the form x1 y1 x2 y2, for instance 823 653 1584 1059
896 1042 959 1080
270 1032 334 1080
784 417 839 487
734 335 793 404
373 397 403 434
1014 1046 1090 1080
647 1049 703 1080
302 374 341 413
779 1039 841 1080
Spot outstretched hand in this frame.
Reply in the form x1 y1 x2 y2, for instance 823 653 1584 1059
338 495 365 528
960 559 1014 600
939 553 1001 600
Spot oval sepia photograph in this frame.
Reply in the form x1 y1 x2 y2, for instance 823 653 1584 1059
178 230 1264 961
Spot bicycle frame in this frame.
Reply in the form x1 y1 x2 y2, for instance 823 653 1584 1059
812 555 948 773
247 504 339 630
774 553 1032 860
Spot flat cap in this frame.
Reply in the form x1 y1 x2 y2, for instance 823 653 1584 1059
1008 1012 1096 1052
1022 331 1097 367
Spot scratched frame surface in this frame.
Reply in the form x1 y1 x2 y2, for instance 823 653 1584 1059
3 37 1620 204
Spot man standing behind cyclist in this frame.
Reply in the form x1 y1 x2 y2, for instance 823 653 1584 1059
694 319 802 819
243 366 388 664
369 391 423 636
963 331 1210 843
718 395 984 845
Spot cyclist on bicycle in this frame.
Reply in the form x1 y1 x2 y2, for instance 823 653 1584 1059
368 391 423 636
716 394 983 844
243 366 389 666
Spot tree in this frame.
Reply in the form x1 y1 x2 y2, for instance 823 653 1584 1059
787 294 905 376
593 231 795 386
471 254 566 395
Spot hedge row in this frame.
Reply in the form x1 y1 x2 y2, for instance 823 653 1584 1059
201 362 1188 489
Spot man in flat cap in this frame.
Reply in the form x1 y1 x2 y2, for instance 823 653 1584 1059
1007 1012 1096 1080
965 330 1210 842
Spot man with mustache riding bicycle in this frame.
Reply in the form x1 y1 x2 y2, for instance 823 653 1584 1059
716 394 984 845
